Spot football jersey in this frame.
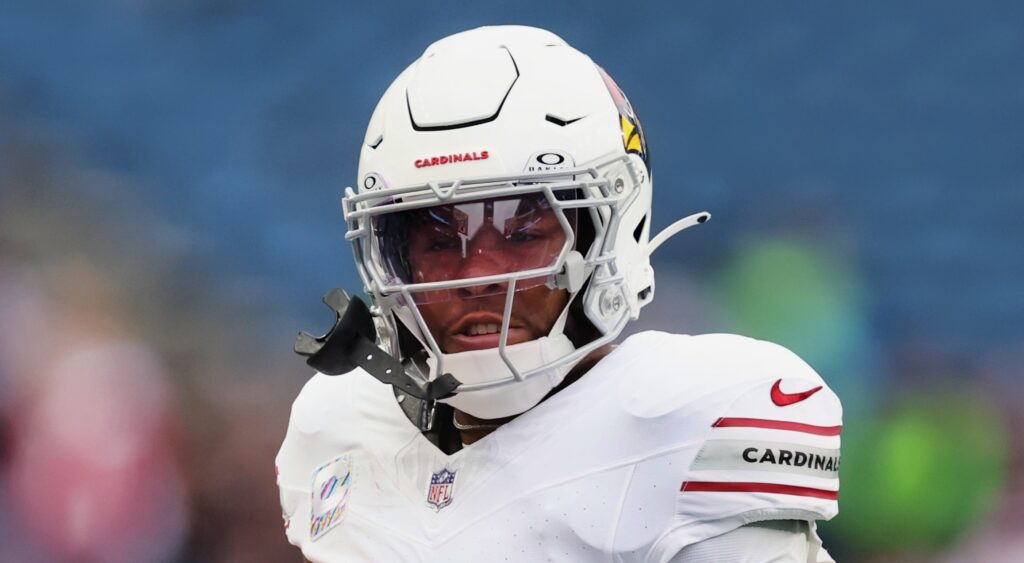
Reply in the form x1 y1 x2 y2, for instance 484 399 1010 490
276 331 842 562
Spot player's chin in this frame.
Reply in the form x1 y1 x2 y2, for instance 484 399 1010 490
444 328 535 353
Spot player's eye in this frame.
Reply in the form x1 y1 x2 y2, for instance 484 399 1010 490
506 230 542 243
426 236 460 251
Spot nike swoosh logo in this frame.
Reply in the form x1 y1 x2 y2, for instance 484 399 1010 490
770 379 823 406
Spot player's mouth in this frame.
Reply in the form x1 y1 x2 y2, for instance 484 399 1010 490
446 314 531 352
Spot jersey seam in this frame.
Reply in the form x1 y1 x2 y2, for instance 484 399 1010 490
608 463 638 563
408 437 706 547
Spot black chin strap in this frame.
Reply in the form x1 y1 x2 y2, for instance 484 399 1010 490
293 289 460 403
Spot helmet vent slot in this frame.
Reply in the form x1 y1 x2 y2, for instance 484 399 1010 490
633 214 647 242
545 114 584 127
407 46 519 131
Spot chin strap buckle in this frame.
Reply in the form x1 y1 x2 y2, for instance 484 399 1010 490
294 289 460 402
553 250 587 293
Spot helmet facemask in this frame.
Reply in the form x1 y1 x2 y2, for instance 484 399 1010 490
345 155 643 418
299 26 712 425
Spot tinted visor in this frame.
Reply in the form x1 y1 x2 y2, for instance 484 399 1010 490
372 194 573 303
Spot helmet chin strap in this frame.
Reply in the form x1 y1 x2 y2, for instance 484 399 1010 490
431 333 577 419
428 299 578 419
294 289 460 402
646 211 711 257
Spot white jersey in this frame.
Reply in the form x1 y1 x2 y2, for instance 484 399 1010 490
276 331 842 562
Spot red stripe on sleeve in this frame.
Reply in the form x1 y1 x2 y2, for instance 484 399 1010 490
681 481 838 500
712 417 842 436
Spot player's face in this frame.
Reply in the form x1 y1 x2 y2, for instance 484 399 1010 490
402 196 571 353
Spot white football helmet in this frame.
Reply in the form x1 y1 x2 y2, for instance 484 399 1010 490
343 25 708 418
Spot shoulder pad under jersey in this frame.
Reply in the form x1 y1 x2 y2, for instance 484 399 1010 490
275 372 354 546
611 332 842 561
275 369 408 548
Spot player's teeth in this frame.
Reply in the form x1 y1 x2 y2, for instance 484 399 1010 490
467 323 501 336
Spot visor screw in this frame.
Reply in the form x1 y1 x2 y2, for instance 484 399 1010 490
613 178 625 194
599 290 623 316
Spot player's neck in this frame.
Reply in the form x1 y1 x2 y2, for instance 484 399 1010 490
454 344 614 445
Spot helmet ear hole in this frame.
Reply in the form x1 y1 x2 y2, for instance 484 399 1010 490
564 195 602 348
574 205 597 257
396 317 425 358
565 276 600 348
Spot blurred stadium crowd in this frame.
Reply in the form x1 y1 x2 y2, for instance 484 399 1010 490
2 1 1023 561
0 127 300 560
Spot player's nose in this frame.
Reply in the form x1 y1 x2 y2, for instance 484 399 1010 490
454 234 510 297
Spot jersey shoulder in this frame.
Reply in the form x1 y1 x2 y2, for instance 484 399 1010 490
276 372 354 490
608 332 842 561
276 368 412 485
275 369 412 548
612 331 839 425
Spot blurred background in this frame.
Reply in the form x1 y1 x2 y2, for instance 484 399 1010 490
1 1 1021 561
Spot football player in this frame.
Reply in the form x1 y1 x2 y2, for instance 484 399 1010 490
277 25 841 562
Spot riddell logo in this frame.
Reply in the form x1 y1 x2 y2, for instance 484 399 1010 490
415 151 489 168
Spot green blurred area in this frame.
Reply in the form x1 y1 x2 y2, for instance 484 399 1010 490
712 236 1012 558
837 396 1009 552
716 237 877 419
719 238 866 368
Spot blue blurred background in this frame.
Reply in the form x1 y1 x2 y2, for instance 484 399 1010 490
1 1 1022 561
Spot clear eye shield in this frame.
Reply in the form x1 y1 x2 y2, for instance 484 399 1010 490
344 157 635 315
371 193 577 303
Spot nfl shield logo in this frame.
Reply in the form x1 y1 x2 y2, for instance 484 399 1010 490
426 468 456 511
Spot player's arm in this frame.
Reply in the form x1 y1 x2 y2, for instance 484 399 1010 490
276 374 354 560
642 334 843 561
668 520 835 563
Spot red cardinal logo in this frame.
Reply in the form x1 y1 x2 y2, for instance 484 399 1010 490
770 379 823 407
